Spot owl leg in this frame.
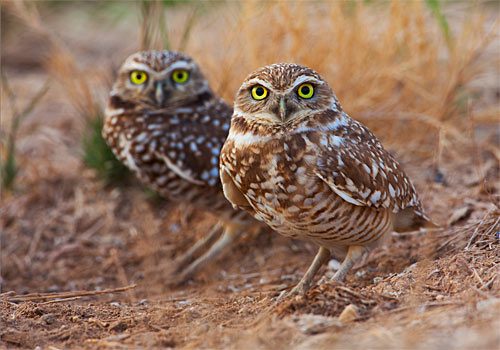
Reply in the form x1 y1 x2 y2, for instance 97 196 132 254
283 246 330 298
173 222 223 273
175 222 239 283
331 245 366 282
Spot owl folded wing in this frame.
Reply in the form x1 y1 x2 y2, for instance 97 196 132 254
152 135 223 187
312 120 426 218
220 167 254 211
153 151 206 186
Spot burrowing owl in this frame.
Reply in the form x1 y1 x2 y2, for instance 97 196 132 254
103 50 257 282
220 63 430 296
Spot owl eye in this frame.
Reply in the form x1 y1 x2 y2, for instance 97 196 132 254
251 85 268 100
172 69 190 84
130 70 148 85
297 83 314 99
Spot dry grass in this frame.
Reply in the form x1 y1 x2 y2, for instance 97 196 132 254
5 0 498 174
3 0 129 184
194 1 497 158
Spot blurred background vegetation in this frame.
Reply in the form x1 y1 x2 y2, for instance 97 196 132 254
1 0 498 191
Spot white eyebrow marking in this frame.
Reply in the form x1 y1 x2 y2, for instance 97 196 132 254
241 78 274 90
166 60 196 72
123 62 153 72
289 75 324 90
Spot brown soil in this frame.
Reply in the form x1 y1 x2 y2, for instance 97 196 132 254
1 2 499 349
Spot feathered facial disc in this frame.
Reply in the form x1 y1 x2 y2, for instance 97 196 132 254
111 50 210 109
234 63 338 124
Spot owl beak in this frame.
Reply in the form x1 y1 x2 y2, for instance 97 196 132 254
279 97 287 121
155 82 165 106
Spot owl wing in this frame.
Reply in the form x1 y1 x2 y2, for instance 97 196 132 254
147 100 232 188
152 150 206 186
220 166 254 212
146 127 223 187
311 112 427 218
219 141 255 213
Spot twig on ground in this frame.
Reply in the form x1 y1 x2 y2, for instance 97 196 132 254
39 296 82 305
2 284 137 303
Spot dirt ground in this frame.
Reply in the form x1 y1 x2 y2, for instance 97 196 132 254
1 2 499 349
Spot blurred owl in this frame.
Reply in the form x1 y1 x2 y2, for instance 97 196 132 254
103 50 258 282
220 63 430 296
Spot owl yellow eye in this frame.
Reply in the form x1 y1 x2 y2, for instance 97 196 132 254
297 83 314 99
172 69 190 84
130 70 148 85
251 85 268 100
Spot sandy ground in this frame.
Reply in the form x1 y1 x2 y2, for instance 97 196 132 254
1 2 499 349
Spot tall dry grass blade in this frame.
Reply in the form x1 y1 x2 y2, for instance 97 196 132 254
177 4 199 52
0 72 49 191
140 0 169 50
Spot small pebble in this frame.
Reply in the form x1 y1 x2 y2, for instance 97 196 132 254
109 320 128 332
338 304 359 323
290 314 341 335
355 270 366 278
47 285 60 293
41 314 55 325
328 259 341 271
170 223 181 233
177 300 190 307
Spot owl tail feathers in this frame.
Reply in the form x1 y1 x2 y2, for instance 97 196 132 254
393 207 438 232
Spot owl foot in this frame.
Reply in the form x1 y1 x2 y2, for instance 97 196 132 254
276 246 331 302
171 223 223 275
167 225 237 287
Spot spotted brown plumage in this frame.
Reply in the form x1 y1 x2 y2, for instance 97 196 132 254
103 50 258 282
220 63 430 296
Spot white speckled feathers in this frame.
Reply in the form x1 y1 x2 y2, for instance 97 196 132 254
308 110 427 218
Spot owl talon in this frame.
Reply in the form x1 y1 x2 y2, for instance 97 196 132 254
275 283 309 303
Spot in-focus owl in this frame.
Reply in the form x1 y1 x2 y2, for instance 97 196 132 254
103 50 258 282
220 63 430 296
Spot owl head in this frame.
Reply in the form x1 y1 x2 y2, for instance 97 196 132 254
110 50 211 110
234 63 340 125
